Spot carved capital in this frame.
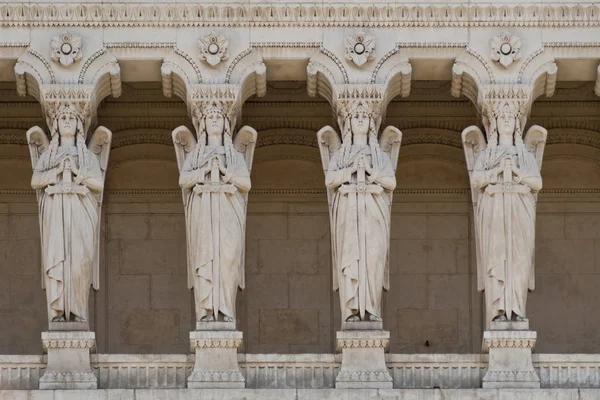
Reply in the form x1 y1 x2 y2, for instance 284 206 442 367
479 85 533 134
14 38 121 130
186 88 238 134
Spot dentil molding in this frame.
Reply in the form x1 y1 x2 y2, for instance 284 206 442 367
2 4 600 27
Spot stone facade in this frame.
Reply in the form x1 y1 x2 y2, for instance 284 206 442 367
2 0 600 397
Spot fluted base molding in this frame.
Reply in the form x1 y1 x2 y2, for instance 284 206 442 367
39 331 97 390
188 330 245 389
335 329 393 389
482 326 540 389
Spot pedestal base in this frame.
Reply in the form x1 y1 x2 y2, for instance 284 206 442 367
482 324 540 389
188 330 245 389
39 331 97 390
335 329 393 389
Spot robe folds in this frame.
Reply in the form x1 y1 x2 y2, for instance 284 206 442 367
326 144 396 322
471 145 541 324
32 147 102 322
179 146 250 321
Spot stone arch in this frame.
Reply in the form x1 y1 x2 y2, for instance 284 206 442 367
542 137 600 190
105 129 178 191
251 128 323 192
395 128 469 190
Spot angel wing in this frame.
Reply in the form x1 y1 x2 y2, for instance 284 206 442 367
26 126 50 289
316 126 342 291
172 125 197 173
88 126 112 291
26 126 50 171
379 126 402 172
26 126 50 202
378 126 402 292
233 125 258 173
524 125 548 171
232 125 258 291
317 126 342 209
461 125 487 292
171 126 198 290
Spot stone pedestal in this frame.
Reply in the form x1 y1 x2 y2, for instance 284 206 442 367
335 328 393 389
187 326 245 389
482 321 540 389
39 331 97 390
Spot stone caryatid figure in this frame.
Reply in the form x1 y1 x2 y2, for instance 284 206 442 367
172 102 256 324
318 101 402 324
462 100 547 326
26 102 111 324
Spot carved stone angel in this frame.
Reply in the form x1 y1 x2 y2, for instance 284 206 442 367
462 100 547 326
318 102 402 324
172 102 256 324
26 102 111 324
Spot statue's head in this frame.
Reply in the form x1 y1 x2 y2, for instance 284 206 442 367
52 103 83 140
203 103 226 138
495 101 517 138
350 102 371 137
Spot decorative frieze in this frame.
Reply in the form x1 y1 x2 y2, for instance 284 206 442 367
3 4 600 28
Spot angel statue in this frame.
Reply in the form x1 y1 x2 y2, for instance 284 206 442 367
462 100 547 326
317 102 402 324
172 102 256 324
26 102 111 324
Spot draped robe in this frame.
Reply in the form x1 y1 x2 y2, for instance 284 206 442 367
179 146 250 321
326 144 395 321
471 145 541 324
32 146 102 322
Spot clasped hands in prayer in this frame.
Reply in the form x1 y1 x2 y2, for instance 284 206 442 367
345 155 375 182
196 155 235 184
490 157 524 184
56 155 86 185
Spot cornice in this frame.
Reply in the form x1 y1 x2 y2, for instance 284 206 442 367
2 4 600 28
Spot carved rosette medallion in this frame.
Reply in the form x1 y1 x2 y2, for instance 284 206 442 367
198 32 229 67
344 32 376 67
490 32 522 68
50 32 82 67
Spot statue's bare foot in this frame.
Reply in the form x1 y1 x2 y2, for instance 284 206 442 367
369 315 382 322
201 315 215 322
73 315 87 322
493 315 508 322
515 315 528 322
223 316 234 323
346 315 360 322
51 315 65 322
